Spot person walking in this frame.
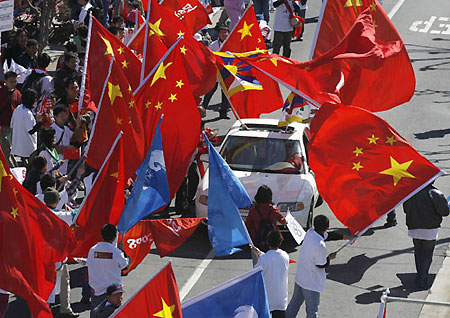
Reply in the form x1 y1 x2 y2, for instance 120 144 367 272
91 284 124 318
403 183 449 289
252 231 289 318
272 0 299 57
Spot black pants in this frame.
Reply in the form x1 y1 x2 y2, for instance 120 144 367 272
202 82 229 114
272 31 293 58
413 238 436 286
271 310 286 318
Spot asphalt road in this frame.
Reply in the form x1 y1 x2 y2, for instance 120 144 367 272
7 0 450 317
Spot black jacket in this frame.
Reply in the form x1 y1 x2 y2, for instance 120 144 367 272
403 185 449 230
91 300 119 318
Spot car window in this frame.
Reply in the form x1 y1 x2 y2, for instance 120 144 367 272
220 136 305 174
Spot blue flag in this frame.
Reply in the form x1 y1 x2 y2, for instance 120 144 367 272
117 118 170 234
205 135 252 256
182 267 270 318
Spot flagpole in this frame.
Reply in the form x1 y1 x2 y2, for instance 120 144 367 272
232 54 321 109
110 261 172 318
73 131 123 225
308 0 327 60
134 36 183 95
140 0 152 84
84 56 115 157
77 13 93 112
218 4 253 52
221 87 247 128
126 17 145 47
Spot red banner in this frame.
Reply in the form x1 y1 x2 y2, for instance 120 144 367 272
121 221 154 274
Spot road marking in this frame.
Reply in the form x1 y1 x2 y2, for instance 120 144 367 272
179 249 214 301
388 0 405 19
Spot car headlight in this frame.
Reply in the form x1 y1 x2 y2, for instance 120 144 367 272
277 202 304 212
199 195 208 205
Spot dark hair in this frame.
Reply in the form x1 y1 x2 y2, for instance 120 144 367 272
65 41 78 53
53 105 68 117
254 185 272 204
101 224 117 242
112 16 124 25
15 29 28 39
40 127 56 148
37 53 51 68
63 76 77 89
26 39 38 48
313 215 329 234
22 89 38 108
64 52 78 63
108 26 119 36
77 25 89 39
4 71 17 80
40 174 56 190
31 156 47 171
267 230 282 248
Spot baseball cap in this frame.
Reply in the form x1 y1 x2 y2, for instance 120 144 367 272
106 284 124 296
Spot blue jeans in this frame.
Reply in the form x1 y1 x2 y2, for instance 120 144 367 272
286 284 320 318
254 0 269 22
413 238 436 286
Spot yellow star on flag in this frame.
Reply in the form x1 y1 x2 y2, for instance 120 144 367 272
10 207 19 219
116 117 123 125
108 82 123 105
175 80 184 88
128 100 135 108
149 19 166 39
257 38 261 43
145 100 151 109
353 147 363 157
352 161 363 171
386 136 397 146
13 187 18 197
368 134 379 144
151 61 173 86
128 85 132 93
0 160 7 192
379 156 415 186
110 171 119 179
168 94 177 102
180 46 187 55
100 36 114 56
370 1 377 11
153 298 175 318
238 21 254 40
177 30 185 37
155 102 163 110
121 60 128 68
117 46 125 54
344 0 363 15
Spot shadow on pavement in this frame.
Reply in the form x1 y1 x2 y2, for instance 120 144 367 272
414 128 450 140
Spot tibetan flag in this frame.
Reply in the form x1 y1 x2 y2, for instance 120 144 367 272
221 5 267 53
205 134 252 256
121 221 154 274
117 118 170 235
308 103 443 234
71 134 125 257
278 93 309 127
311 2 415 110
111 262 182 318
149 218 205 257
161 0 211 34
0 149 75 318
182 267 270 317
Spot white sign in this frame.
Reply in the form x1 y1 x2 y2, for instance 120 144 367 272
285 211 306 245
0 0 14 33
409 16 450 35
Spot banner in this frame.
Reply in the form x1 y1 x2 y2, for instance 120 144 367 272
121 221 154 274
285 211 306 245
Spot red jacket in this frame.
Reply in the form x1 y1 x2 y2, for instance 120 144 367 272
245 203 286 241
0 84 22 127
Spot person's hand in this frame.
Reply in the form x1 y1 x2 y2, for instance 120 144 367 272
328 252 337 260
251 245 263 257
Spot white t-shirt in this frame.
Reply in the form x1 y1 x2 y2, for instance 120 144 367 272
273 1 294 32
77 3 93 26
36 188 70 211
87 242 129 296
295 229 328 292
209 39 225 52
408 228 439 241
52 122 74 174
256 249 289 311
10 104 37 157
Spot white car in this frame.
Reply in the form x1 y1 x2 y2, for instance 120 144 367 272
195 118 320 229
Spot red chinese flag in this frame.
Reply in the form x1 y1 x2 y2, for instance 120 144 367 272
308 103 443 234
85 58 144 180
0 150 75 318
221 5 267 53
63 147 80 160
135 43 201 198
71 137 125 257
120 221 154 274
161 0 212 34
79 17 141 112
312 2 415 110
112 262 182 318
128 0 216 96
150 218 205 257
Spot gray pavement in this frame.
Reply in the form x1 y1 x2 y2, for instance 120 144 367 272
6 0 450 317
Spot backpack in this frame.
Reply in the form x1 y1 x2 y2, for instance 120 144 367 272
21 70 45 96
254 206 277 252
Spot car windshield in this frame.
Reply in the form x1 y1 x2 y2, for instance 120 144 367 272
220 136 305 174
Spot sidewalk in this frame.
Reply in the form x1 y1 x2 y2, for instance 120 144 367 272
419 243 450 317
